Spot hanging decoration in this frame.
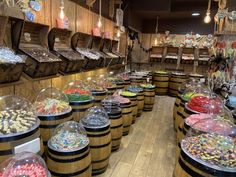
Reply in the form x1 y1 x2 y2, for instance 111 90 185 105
56 0 69 29
14 0 43 22
204 0 212 24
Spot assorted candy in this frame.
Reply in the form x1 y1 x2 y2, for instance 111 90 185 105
185 113 212 126
49 131 89 152
35 98 71 115
187 96 222 114
0 163 48 177
121 91 137 97
0 110 37 135
140 84 155 89
128 85 143 93
113 93 131 104
0 48 25 64
182 134 236 169
76 48 100 60
64 88 92 102
56 49 83 61
181 92 204 102
81 114 110 128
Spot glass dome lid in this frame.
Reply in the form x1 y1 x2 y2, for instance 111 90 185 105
182 115 236 172
0 95 39 137
186 92 224 115
113 92 131 104
64 81 93 103
48 121 89 152
81 106 110 128
85 77 107 92
0 152 49 177
102 96 121 114
34 87 71 116
107 75 124 85
127 85 143 93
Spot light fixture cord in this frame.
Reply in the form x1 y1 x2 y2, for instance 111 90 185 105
99 0 102 20
155 16 159 34
207 0 211 12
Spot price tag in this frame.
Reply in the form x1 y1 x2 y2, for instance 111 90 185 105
14 138 40 154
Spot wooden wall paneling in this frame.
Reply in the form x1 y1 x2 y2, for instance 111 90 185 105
0 86 14 96
76 5 90 34
52 74 76 90
51 0 76 33
14 79 52 102
34 0 50 25
140 34 151 63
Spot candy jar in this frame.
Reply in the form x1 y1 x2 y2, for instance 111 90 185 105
64 81 94 122
127 85 144 117
102 96 123 151
47 121 91 176
0 152 49 177
34 87 72 147
86 77 108 106
173 117 236 177
0 95 43 163
80 107 111 175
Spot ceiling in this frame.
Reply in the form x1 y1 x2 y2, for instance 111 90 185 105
121 0 219 33
122 0 218 20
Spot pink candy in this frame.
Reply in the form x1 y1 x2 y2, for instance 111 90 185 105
185 114 211 126
113 93 131 104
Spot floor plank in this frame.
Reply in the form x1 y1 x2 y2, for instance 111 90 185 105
98 96 176 177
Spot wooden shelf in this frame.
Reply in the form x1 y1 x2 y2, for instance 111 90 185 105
22 73 60 81
0 79 23 88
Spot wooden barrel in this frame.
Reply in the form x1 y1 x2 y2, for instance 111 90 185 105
143 87 156 112
47 143 92 177
169 73 188 97
120 102 133 136
92 90 107 106
173 90 184 131
38 109 73 147
115 82 125 90
233 112 236 125
175 97 188 133
0 120 44 163
83 124 111 175
173 149 236 177
189 73 205 81
107 110 123 151
121 93 138 124
130 76 143 85
70 100 94 122
106 87 117 95
124 79 131 89
137 91 144 117
153 72 169 95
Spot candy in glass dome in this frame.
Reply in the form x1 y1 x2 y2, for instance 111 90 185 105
186 92 223 114
48 121 89 152
0 152 49 177
64 81 93 103
0 95 38 136
34 87 71 116
102 96 121 114
127 85 143 93
86 77 107 92
181 117 236 171
113 92 131 104
81 106 110 128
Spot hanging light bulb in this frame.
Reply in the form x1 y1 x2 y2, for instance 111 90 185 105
59 0 65 20
117 29 121 38
204 0 211 24
204 12 211 23
154 38 158 46
97 0 102 28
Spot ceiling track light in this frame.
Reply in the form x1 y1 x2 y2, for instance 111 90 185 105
204 0 212 23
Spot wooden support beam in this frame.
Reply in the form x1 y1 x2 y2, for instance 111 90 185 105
86 0 96 7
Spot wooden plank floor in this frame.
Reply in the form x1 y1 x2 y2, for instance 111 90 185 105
97 96 176 177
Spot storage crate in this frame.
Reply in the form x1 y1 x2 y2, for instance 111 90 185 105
71 32 100 70
101 38 119 66
0 16 25 84
19 21 61 78
48 28 85 74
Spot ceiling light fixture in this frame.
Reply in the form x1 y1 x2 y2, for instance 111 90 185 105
192 12 200 16
204 0 211 23
59 0 65 20
97 0 102 28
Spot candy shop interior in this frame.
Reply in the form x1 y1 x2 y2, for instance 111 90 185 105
0 0 236 177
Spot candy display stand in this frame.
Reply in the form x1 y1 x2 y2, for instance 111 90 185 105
128 85 144 117
141 84 156 111
81 107 111 175
48 28 85 74
47 121 91 177
102 97 123 151
153 71 169 95
34 87 73 148
0 95 44 163
121 91 138 124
